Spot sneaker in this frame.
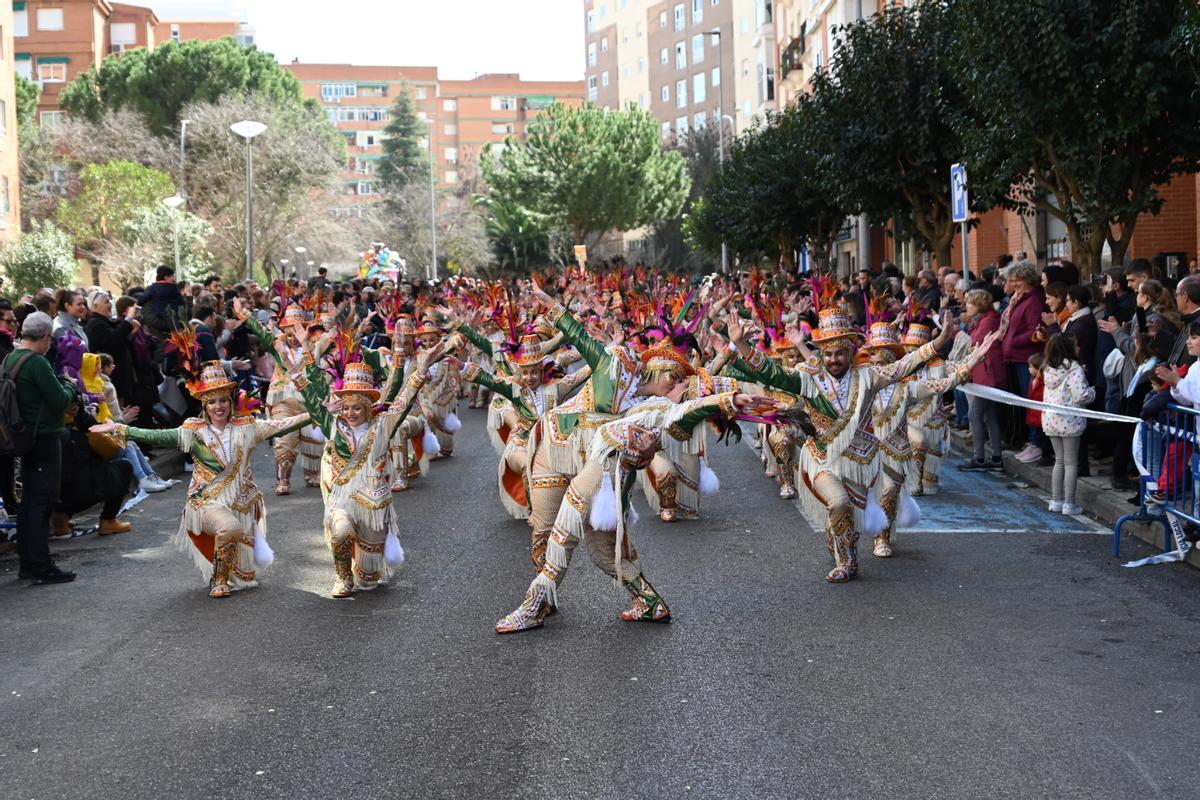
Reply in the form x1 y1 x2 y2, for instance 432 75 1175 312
139 476 169 493
1061 503 1084 516
985 456 1005 471
958 459 989 472
1048 499 1063 512
1015 445 1043 464
32 563 76 585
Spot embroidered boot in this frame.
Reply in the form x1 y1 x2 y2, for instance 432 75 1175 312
621 574 671 622
657 475 678 523
495 583 552 633
274 457 293 496
209 542 236 598
330 538 355 598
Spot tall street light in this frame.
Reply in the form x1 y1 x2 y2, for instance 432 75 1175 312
162 194 185 273
179 118 191 207
710 27 729 275
428 132 437 282
230 119 268 282
294 245 307 279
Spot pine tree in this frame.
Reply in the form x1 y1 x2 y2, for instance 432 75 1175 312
378 87 428 195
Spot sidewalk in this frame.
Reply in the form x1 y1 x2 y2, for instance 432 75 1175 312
949 429 1200 570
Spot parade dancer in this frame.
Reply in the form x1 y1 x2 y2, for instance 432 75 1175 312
859 322 997 557
901 323 950 496
496 391 766 633
522 280 696 573
264 306 310 495
415 320 462 459
724 307 954 583
93 362 309 598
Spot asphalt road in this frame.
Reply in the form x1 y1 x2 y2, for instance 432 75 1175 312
1 410 1198 800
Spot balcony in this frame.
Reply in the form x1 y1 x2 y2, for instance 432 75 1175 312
781 36 804 79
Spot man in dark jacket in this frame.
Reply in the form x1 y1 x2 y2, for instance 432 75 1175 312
1170 276 1200 367
84 292 135 404
141 265 185 338
7 312 77 584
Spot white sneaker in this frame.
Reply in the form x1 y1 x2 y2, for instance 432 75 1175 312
1048 500 1063 512
1015 445 1043 464
139 476 169 493
1061 503 1084 516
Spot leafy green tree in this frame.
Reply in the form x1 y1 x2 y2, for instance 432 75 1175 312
686 99 848 272
60 38 304 136
1 220 79 297
809 1 966 267
55 160 176 259
99 205 216 289
951 0 1200 273
649 124 724 272
378 88 427 194
15 75 39 140
475 193 550 271
482 102 689 248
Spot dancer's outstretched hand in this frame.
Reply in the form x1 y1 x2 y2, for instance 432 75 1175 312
89 422 117 434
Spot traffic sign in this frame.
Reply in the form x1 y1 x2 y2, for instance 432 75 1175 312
951 163 969 223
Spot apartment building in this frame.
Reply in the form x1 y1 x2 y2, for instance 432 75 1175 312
0 3 20 240
286 63 584 214
584 0 768 142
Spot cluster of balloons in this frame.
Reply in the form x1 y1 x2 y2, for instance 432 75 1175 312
358 244 405 280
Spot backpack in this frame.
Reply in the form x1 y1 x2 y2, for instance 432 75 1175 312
0 350 39 455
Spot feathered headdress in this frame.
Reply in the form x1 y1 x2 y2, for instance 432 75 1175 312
165 324 202 385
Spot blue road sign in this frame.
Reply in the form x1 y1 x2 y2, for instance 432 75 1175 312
951 163 969 223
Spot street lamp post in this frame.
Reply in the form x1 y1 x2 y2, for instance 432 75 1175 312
294 246 307 279
428 133 437 282
162 195 185 273
230 120 268 282
179 118 191 207
710 27 729 275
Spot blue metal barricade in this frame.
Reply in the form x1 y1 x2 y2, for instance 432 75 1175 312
1112 404 1197 556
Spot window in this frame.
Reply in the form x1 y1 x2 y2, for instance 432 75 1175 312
588 43 596 67
693 73 706 104
601 71 609 87
14 9 27 37
660 47 668 65
444 147 458 164
661 121 672 138
676 115 689 135
36 8 64 31
712 66 721 87
415 87 428 99
636 22 643 37
587 11 595 32
0 100 6 137
740 17 750 34
741 58 750 77
356 181 377 195
601 36 608 53
659 11 668 28
354 158 374 175
676 79 687 108
743 98 752 117
674 4 686 31
37 62 67 83
694 111 707 128
443 123 457 135
675 42 686 69
587 76 598 101
40 111 65 132
622 64 630 78
639 94 647 108
598 3 607 18
16 59 31 81
661 84 670 102
491 123 515 135
638 58 645 73
443 99 457 111
0 177 10 218
445 170 459 184
622 29 628 45
692 0 704 25
322 83 357 99
171 23 181 42
692 34 704 63
491 96 517 111
111 23 136 46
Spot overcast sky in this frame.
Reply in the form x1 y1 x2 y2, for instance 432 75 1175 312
149 0 583 81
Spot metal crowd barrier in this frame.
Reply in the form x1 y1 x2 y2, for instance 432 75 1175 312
1112 403 1198 556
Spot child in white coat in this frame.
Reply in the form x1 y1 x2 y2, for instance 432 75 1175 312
1041 333 1096 515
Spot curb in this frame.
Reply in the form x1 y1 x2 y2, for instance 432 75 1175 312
949 430 1200 570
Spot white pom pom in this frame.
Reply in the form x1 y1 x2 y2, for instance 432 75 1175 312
444 412 462 432
589 471 619 531
897 492 922 528
699 458 720 496
253 529 275 568
864 491 888 538
384 531 405 566
423 427 441 456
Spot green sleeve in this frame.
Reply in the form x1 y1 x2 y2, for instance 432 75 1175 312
300 361 334 436
732 354 805 395
243 315 283 366
28 356 74 417
363 348 390 385
552 307 611 375
473 371 536 422
672 403 726 438
125 426 183 450
456 323 498 357
721 363 760 384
